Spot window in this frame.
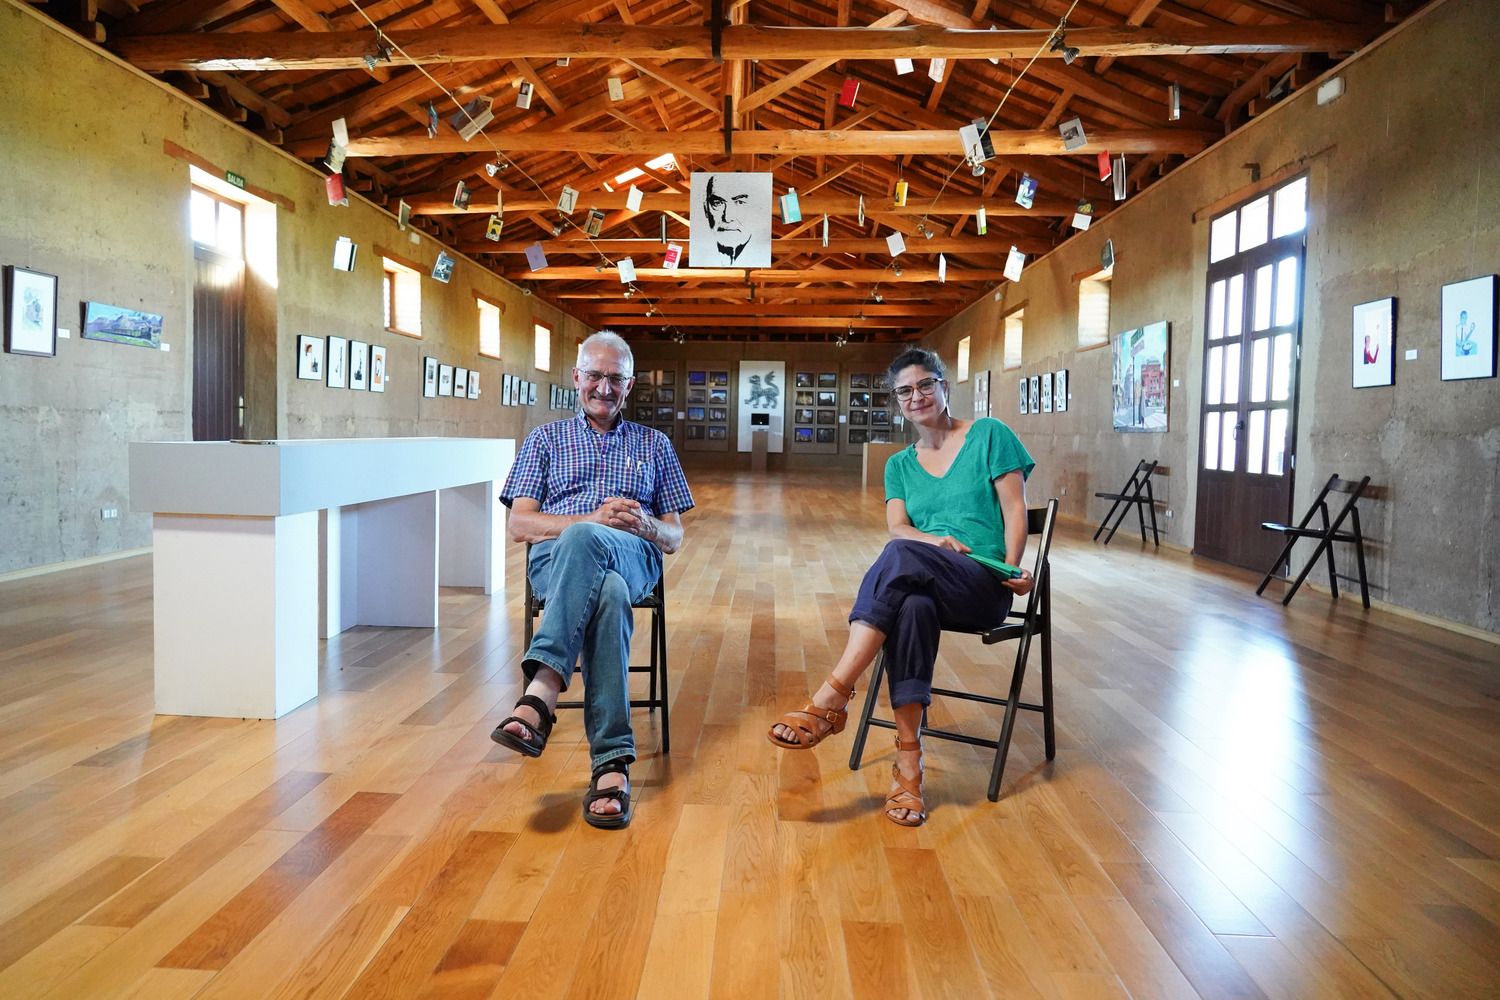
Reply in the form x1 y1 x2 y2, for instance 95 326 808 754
1003 309 1024 370
956 336 971 382
477 298 502 359
1078 268 1112 348
534 322 551 371
382 257 421 337
190 187 243 258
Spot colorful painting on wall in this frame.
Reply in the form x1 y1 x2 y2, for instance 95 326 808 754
1111 321 1170 432
81 301 162 350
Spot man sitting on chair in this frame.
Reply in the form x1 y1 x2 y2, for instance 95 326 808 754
491 331 694 829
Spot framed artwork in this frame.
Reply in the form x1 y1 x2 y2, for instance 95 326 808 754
817 390 837 406
637 370 654 387
709 388 728 404
795 391 814 406
688 370 706 385
795 408 814 423
1055 369 1069 412
849 409 868 426
849 428 869 445
1028 375 1039 413
849 391 871 408
528 381 537 404
636 405 652 420
469 371 480 399
688 406 706 421
328 336 349 388
794 427 813 442
4 265 58 356
1111 321 1170 431
874 372 891 390
422 356 438 397
817 409 836 425
818 372 837 387
454 367 468 397
82 301 162 350
660 369 675 386
296 335 324 380
687 425 705 440
349 340 370 390
658 387 675 404
638 388 655 403
873 392 891 408
656 406 673 421
850 372 872 389
1018 377 1028 414
689 388 706 403
689 171 773 268
795 372 814 387
871 409 890 426
1040 372 1053 412
816 427 835 443
707 425 728 440
1440 275 1496 381
709 370 730 386
1351 297 1395 388
439 363 454 396
502 373 512 405
370 345 387 392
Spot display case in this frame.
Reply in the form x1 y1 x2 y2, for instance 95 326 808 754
682 364 732 451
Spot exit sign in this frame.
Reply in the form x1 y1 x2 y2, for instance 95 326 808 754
225 171 246 189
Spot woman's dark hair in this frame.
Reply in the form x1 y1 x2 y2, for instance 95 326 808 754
886 347 947 386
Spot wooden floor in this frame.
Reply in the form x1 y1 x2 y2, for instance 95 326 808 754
2 470 1498 1000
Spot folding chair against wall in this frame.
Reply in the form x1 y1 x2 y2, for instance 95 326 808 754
1255 474 1371 609
1092 460 1160 546
522 545 671 750
847 500 1059 802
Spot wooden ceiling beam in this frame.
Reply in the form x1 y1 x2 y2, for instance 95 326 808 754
508 266 1004 282
737 10 908 113
348 127 1214 158
416 189 1079 216
582 302 951 316
112 23 1382 73
456 235 1049 254
576 315 922 328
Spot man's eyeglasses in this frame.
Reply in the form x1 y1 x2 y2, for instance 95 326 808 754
577 369 633 389
892 377 943 401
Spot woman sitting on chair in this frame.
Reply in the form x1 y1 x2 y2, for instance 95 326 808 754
769 347 1035 826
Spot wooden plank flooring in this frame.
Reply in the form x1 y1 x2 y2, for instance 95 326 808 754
1 469 1497 999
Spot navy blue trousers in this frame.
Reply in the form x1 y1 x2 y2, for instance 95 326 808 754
849 539 1015 708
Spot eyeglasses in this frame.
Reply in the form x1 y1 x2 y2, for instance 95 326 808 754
577 369 633 389
892 377 943 401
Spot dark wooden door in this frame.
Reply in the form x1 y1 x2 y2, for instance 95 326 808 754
192 245 246 441
1194 179 1307 570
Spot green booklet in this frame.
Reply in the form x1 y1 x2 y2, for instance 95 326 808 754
968 552 1023 580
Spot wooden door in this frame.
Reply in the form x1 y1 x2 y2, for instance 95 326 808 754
1194 177 1308 570
189 186 247 441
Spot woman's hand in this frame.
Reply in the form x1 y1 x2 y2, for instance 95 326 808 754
929 535 971 554
1003 568 1034 596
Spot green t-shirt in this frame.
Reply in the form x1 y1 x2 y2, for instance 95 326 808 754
884 418 1035 576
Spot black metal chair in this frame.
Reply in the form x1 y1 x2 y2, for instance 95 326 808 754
523 546 671 751
848 500 1059 802
1093 459 1160 546
1255 474 1371 609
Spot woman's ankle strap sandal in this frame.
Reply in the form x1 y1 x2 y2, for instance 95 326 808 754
767 675 856 750
489 693 556 758
583 758 634 830
886 737 927 827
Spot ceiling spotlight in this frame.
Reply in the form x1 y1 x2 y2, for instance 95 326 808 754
922 226 935 240
893 264 903 277
970 160 986 177
550 223 563 237
645 305 655 317
623 289 634 299
874 292 883 303
1049 25 1080 65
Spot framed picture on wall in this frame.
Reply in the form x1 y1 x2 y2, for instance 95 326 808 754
1018 376 1028 414
1028 375 1039 413
82 301 162 350
1351 297 1396 388
422 355 438 397
469 371 480 399
4 265 58 357
349 340 370 389
528 381 537 404
1440 275 1496 381
1040 372 1053 412
328 336 349 388
438 363 453 396
1054 369 1069 412
454 367 468 397
296 335 324 380
370 345 387 392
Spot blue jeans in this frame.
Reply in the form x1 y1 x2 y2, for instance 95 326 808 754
525 522 662 769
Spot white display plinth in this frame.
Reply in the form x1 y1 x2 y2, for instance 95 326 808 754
131 437 515 719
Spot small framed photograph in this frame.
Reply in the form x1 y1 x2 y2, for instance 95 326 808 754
1351 298 1396 388
469 371 480 399
528 381 537 404
872 392 890 408
1041 372 1053 412
688 370 707 385
660 369 675 386
4 265 58 357
816 427 835 443
849 409 868 426
818 372 837 387
794 427 813 442
1440 276 1495 381
636 405 652 420
423 356 438 397
795 391 814 406
850 372 872 389
709 407 727 421
439 363 454 396
817 409 836 425
655 406 673 421
296 335 324 380
849 428 869 445
454 367 469 397
657 387 674 404
707 425 728 440
849 391 871 408
328 336 349 388
817 390 837 407
874 373 891 390
795 372 814 388
795 408 814 423
349 341 370 389
1019 376 1029 414
689 388 706 403
637 370 654 387
709 388 728 404
1055 369 1069 412
1029 375 1040 413
637 387 655 403
688 406 706 421
83 301 162 350
370 345 387 392
871 409 890 426
687 425 705 440
710 370 729 386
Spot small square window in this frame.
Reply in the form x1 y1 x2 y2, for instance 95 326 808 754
534 322 551 372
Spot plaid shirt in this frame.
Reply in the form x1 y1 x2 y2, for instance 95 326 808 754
501 414 695 519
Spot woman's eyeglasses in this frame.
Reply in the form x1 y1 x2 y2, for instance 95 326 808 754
892 377 943 401
578 370 633 389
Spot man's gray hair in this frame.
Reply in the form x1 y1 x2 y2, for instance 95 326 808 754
576 329 635 374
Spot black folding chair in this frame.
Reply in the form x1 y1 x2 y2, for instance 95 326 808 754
523 545 671 750
1255 474 1371 609
1093 460 1160 546
848 500 1059 802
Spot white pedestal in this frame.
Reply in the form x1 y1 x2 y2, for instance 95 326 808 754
132 437 514 719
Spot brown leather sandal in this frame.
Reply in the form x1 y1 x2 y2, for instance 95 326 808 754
885 736 927 827
767 676 855 749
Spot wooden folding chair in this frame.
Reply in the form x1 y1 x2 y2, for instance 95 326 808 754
523 545 671 750
1093 460 1160 546
848 500 1059 802
1255 474 1370 609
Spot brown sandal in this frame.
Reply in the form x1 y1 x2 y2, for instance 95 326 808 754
885 737 927 827
767 676 855 749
